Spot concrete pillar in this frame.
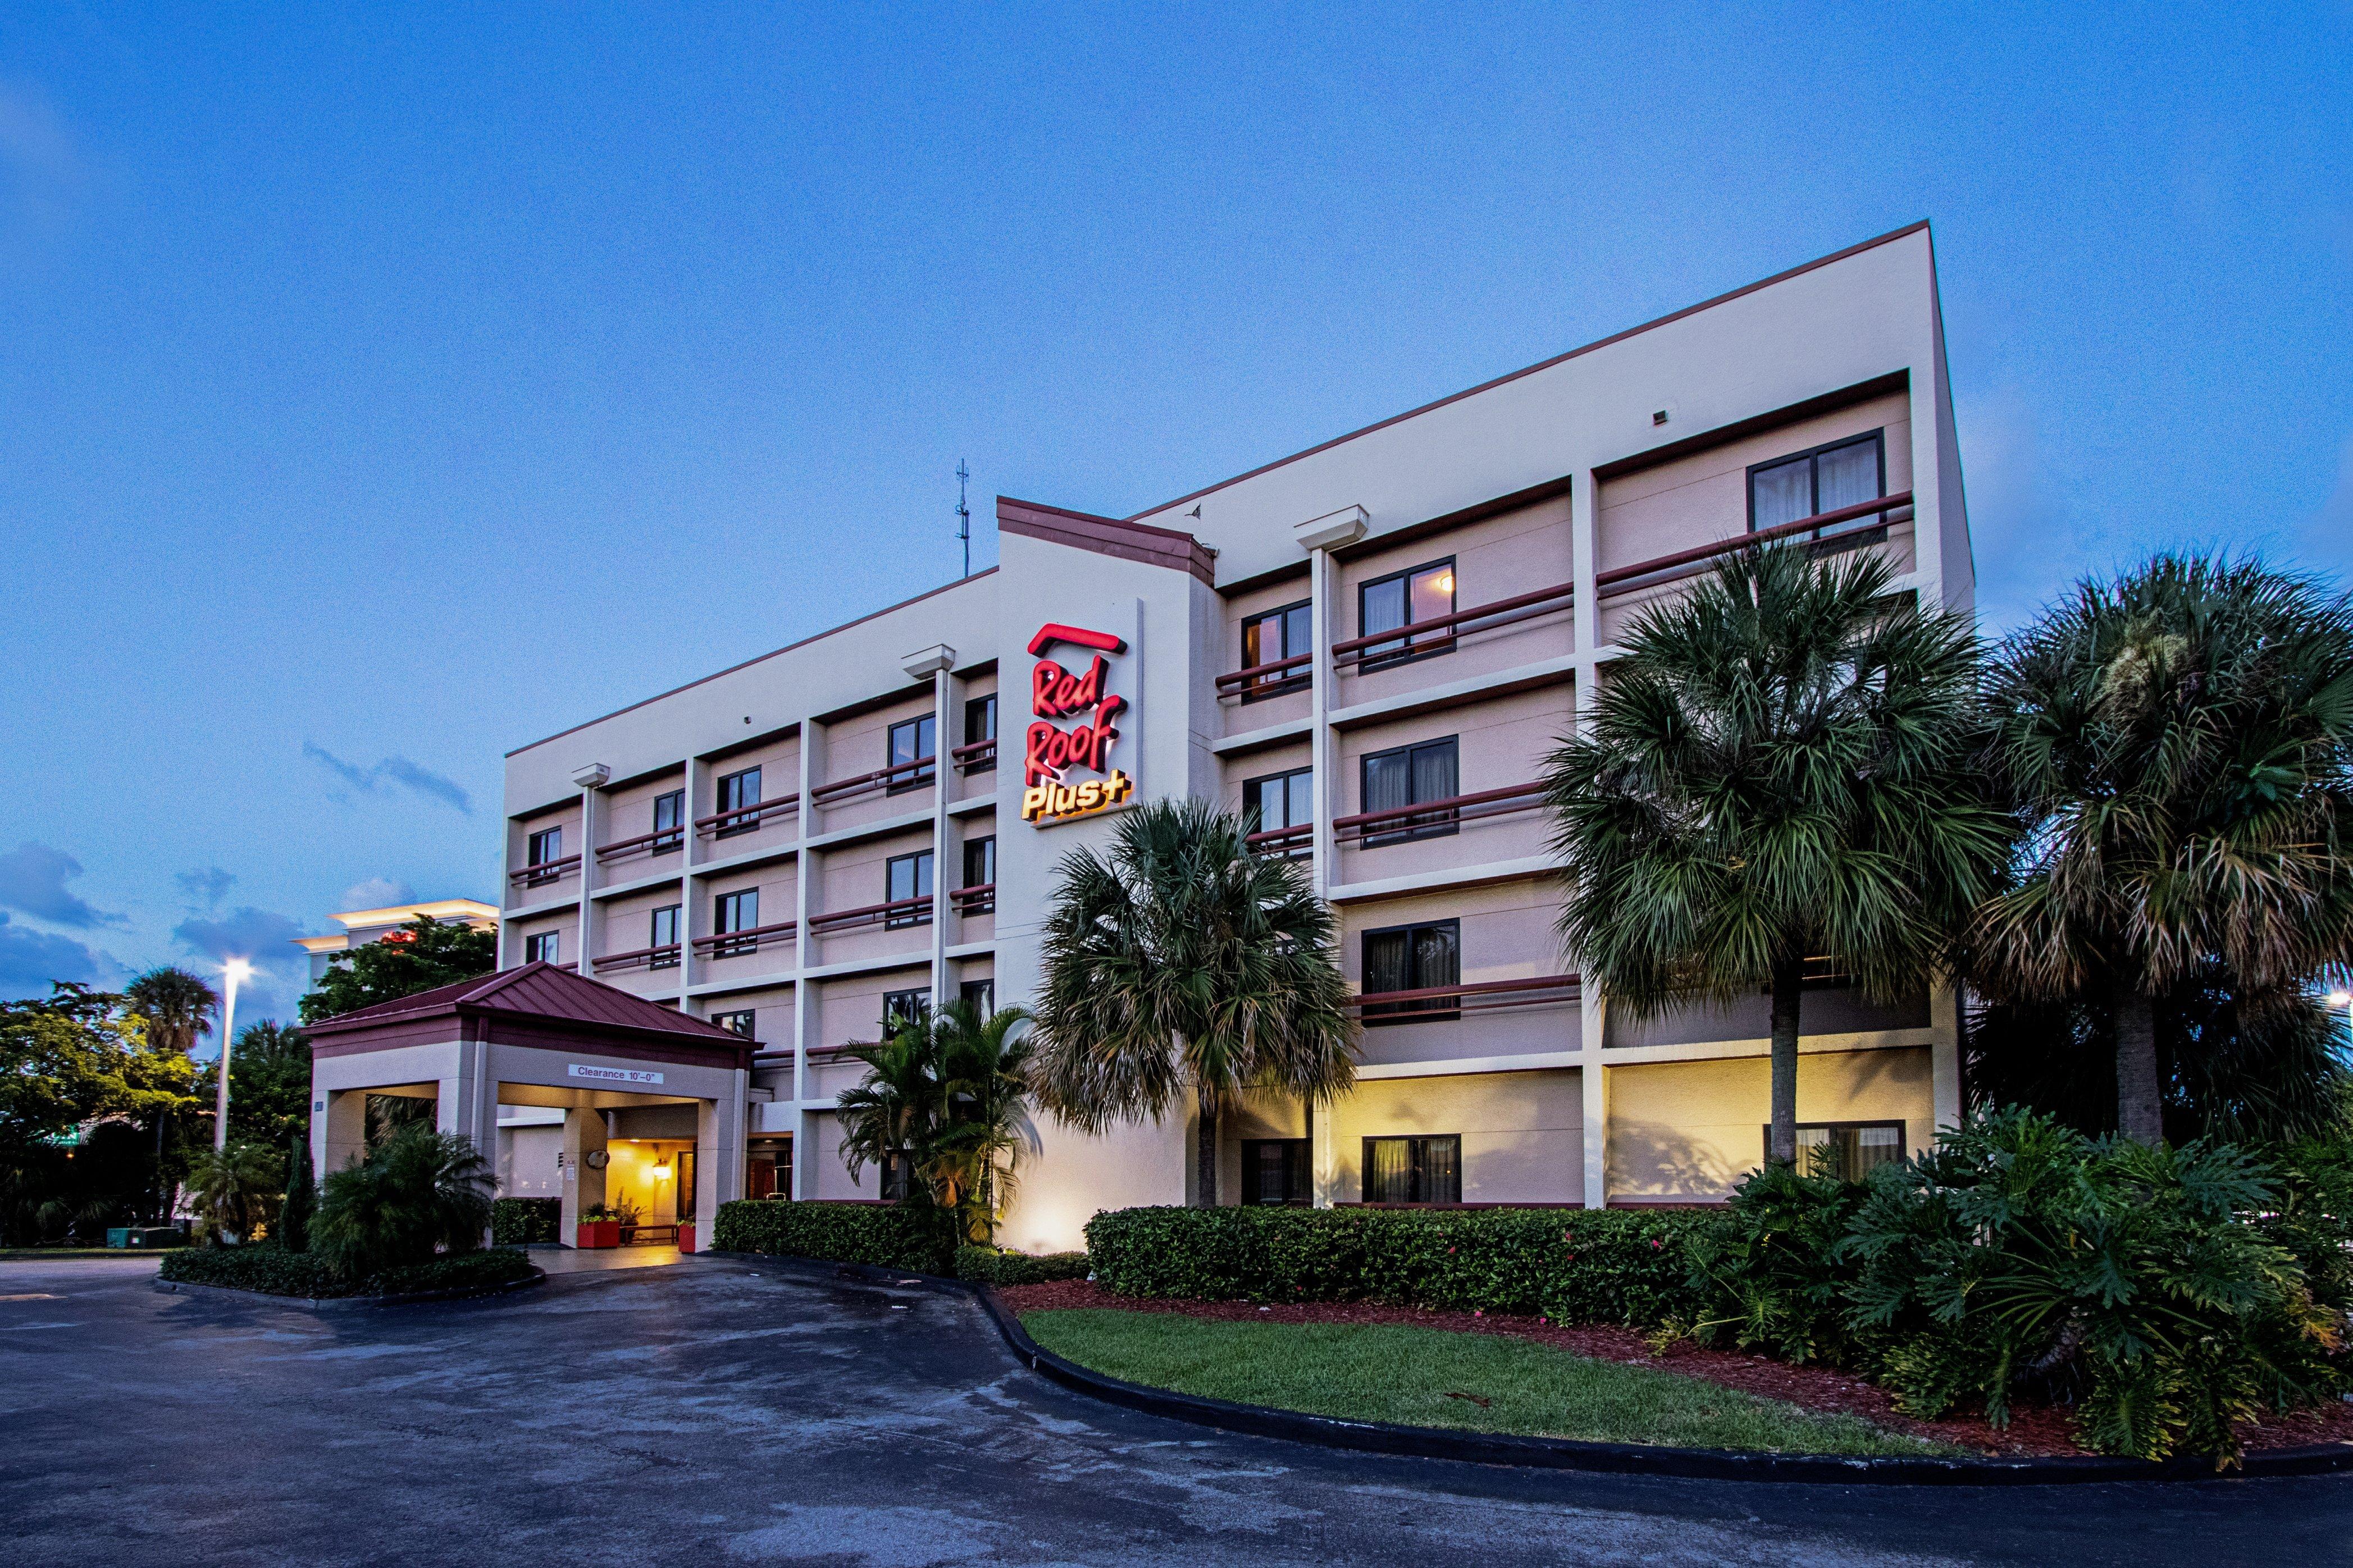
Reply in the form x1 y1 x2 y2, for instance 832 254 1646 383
317 1088 368 1180
559 1104 609 1239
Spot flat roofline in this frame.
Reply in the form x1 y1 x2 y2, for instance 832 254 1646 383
508 568 998 758
1122 220 1934 523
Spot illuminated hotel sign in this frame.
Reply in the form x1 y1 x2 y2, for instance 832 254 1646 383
1021 622 1134 826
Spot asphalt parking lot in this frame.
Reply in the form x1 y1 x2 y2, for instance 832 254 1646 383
2 1252 2347 1566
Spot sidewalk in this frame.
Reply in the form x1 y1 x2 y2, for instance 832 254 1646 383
527 1244 692 1274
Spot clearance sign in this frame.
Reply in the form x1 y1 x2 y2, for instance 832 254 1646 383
1021 623 1135 826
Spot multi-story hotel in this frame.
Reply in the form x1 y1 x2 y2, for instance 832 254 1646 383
313 222 1971 1254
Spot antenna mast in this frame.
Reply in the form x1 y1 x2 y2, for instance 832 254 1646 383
955 459 972 578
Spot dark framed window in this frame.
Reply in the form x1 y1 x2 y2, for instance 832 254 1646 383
1748 431 1886 546
1243 767 1313 856
887 714 937 794
882 987 931 1031
961 835 995 892
1362 1135 1461 1204
1241 1139 1311 1205
1766 1121 1908 1183
1359 737 1459 845
1357 558 1456 670
524 930 560 965
715 766 762 837
648 904 681 968
1239 598 1312 698
652 789 686 852
710 1009 756 1041
1361 919 1461 1022
964 694 997 772
959 977 995 1017
713 889 759 957
886 851 934 928
525 826 563 881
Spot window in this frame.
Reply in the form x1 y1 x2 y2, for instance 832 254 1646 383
1239 598 1312 697
887 714 937 794
961 835 996 893
1359 737 1459 845
1241 1139 1311 1205
1361 919 1461 1022
524 930 560 965
1767 1122 1907 1183
880 1151 916 1203
1749 431 1885 546
649 904 681 968
1358 559 1456 670
1362 1135 1461 1204
882 987 931 1031
525 826 563 881
959 977 995 1017
1243 767 1313 856
715 767 762 837
713 889 759 957
886 851 934 929
710 1009 757 1041
964 694 997 772
651 789 685 852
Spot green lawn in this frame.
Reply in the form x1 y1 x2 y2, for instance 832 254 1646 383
1023 1309 1954 1458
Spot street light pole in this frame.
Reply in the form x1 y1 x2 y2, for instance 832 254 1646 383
213 958 253 1152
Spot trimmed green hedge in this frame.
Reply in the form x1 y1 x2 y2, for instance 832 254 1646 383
955 1245 1092 1285
1084 1206 1725 1325
711 1200 962 1274
491 1197 563 1247
158 1244 536 1300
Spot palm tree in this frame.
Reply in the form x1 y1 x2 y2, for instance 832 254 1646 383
1545 544 2006 1166
311 1121 494 1277
927 1000 1037 1241
1970 555 2353 1142
183 1141 283 1245
835 1019 940 1204
125 967 218 1057
1030 797 1357 1208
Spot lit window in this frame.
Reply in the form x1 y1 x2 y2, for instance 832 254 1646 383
1768 1122 1907 1182
1358 559 1457 669
1362 1135 1460 1204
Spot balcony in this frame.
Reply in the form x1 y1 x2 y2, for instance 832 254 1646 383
1594 491 1912 603
1347 973 1581 1023
809 756 937 808
591 942 681 975
696 796 800 839
952 738 996 774
509 854 581 891
1333 781 1547 847
805 894 934 936
596 826 685 865
691 920 797 962
949 883 995 916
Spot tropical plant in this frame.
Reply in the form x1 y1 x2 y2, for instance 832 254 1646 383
300 916 498 1025
1030 797 1357 1206
1969 555 2353 1142
280 1133 315 1252
1544 544 2007 1164
184 1141 284 1245
124 967 219 1057
226 1020 312 1149
835 1001 1038 1241
836 1017 940 1204
311 1121 494 1278
364 1092 435 1149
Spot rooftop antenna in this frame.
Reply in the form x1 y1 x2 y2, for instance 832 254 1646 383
955 459 972 578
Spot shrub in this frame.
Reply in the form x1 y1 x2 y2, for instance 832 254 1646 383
312 1123 495 1279
955 1245 1091 1285
1083 1205 1723 1325
159 1242 534 1299
711 1200 962 1274
491 1197 563 1247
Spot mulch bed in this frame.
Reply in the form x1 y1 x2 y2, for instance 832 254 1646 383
1000 1280 2353 1458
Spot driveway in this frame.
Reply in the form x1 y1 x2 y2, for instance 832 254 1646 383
2 1252 2346 1566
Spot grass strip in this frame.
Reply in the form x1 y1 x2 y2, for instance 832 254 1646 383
1022 1308 1955 1458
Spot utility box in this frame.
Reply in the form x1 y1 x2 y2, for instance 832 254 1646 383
106 1227 186 1249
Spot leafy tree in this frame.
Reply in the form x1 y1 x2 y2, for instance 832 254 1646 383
124 967 218 1057
226 1020 312 1150
0 985 200 1162
184 1141 283 1245
1970 555 2353 1142
300 917 498 1025
1544 545 2006 1164
1030 797 1357 1207
311 1121 494 1278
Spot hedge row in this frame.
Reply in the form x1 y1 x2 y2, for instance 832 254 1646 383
490 1197 563 1247
954 1246 1092 1286
1084 1206 1726 1324
159 1244 536 1299
711 1200 963 1274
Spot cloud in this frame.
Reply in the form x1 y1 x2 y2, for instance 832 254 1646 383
0 911 103 999
175 867 235 913
174 906 307 967
339 876 415 910
303 743 472 814
0 842 118 929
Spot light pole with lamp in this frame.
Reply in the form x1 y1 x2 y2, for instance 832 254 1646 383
2329 989 2352 1058
213 958 254 1151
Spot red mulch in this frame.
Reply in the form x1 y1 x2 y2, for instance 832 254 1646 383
999 1280 2353 1458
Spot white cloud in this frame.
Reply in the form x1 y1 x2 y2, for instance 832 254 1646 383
339 876 415 911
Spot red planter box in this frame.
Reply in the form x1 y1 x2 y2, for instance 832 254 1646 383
575 1220 621 1249
678 1223 697 1255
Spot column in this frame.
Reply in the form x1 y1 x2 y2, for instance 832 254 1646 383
1568 470 1609 1210
928 662 954 1006
574 784 599 976
678 754 702 1013
559 1104 609 1240
792 715 820 1200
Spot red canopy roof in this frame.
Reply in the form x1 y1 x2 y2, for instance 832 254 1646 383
305 961 746 1058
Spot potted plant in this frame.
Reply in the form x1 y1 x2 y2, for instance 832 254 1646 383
609 1196 644 1243
575 1202 621 1250
678 1218 698 1254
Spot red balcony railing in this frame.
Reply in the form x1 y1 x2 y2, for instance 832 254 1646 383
1347 973 1581 1020
808 756 937 808
695 796 800 838
952 739 997 773
1215 651 1314 698
591 943 681 974
595 826 686 864
805 894 934 935
509 854 582 889
1333 782 1548 845
691 920 797 959
950 883 995 916
1330 580 1577 675
1244 822 1314 856
1594 492 1913 599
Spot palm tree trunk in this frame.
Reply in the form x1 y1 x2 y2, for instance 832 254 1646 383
1195 1081 1220 1208
1767 953 1804 1166
2114 990 2165 1144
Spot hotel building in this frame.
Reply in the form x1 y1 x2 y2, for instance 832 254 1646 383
337 223 1971 1254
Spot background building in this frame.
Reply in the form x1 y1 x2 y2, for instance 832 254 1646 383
291 897 499 989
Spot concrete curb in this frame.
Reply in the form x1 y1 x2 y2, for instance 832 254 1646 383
969 1285 2353 1487
155 1265 547 1311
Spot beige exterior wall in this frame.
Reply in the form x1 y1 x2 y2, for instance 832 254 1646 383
1605 1046 1934 1200
1329 1069 1583 1205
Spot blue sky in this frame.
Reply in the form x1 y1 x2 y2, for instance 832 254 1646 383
2 4 2348 1030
